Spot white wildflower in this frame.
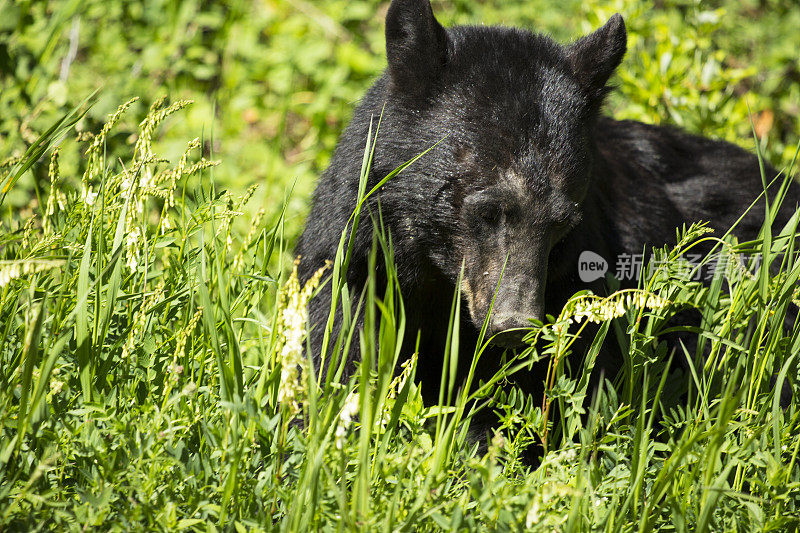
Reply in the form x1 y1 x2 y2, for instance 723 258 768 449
126 226 142 271
488 431 505 460
525 499 541 528
0 260 65 288
594 496 608 508
161 214 171 235
82 186 98 206
0 262 21 287
140 166 154 190
553 447 577 463
565 290 669 326
341 392 360 425
120 174 134 197
696 10 719 25
335 392 360 450
387 352 417 400
274 260 330 415
334 423 347 448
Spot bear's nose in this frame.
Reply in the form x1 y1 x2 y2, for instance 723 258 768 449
487 314 531 348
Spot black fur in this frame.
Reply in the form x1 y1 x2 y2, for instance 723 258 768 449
296 1 798 409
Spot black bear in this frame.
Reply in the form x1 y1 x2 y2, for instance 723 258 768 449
296 0 797 402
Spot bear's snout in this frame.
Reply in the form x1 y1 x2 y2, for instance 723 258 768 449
487 314 531 348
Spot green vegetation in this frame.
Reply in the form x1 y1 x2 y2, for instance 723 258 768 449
1 0 799 530
2 0 799 239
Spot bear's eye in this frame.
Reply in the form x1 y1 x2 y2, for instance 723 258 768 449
553 213 571 228
479 201 503 225
551 207 582 237
463 191 505 228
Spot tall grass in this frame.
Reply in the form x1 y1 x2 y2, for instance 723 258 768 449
1 100 799 531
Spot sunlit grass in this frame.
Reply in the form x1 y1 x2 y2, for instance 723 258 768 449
0 101 799 531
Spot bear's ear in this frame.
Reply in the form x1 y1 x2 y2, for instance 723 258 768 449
385 0 450 94
566 14 627 99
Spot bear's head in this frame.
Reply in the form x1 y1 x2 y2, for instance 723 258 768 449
378 0 627 346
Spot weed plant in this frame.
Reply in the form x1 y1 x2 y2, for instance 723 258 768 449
1 100 799 531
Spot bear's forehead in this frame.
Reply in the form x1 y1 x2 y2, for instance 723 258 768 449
451 131 585 194
439 84 586 165
450 72 585 134
441 28 588 130
448 28 582 93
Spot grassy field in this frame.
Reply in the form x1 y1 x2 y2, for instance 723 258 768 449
2 0 800 530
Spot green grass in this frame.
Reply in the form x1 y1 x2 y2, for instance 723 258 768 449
2 0 800 243
2 0 800 529
1 99 799 531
